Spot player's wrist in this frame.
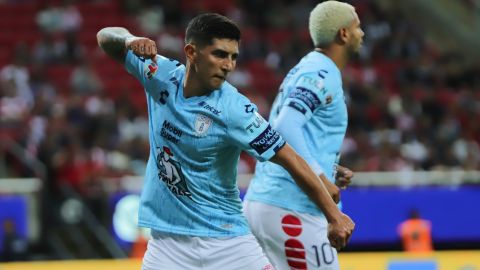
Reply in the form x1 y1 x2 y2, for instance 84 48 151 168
324 206 344 224
124 36 140 50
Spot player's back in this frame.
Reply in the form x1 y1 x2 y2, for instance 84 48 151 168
245 51 347 216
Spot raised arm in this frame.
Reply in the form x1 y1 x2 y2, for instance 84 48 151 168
270 143 354 250
96 27 157 63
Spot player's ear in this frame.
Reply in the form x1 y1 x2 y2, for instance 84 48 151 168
185 43 196 62
337 28 349 45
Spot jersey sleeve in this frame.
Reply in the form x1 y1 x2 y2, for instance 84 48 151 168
227 95 286 162
124 50 182 88
274 105 324 175
124 50 150 86
283 72 334 120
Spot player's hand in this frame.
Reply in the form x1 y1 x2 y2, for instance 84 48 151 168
126 37 158 63
335 165 353 189
327 213 355 250
320 174 340 203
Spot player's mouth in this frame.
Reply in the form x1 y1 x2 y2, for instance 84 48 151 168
213 75 225 81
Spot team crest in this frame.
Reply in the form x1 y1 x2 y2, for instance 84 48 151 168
194 114 212 137
156 146 192 197
144 62 158 79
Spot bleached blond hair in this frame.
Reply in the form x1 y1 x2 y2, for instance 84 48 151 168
309 1 356 48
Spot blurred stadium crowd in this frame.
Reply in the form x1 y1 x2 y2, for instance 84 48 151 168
3 0 480 182
1 0 480 259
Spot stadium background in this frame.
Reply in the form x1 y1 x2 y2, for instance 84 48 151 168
0 0 479 269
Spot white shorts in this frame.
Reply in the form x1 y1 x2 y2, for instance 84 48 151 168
142 230 274 270
244 200 339 270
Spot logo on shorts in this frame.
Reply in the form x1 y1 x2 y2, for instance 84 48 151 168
262 264 275 270
282 214 307 269
194 114 212 137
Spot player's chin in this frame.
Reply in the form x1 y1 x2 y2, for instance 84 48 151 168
355 42 363 52
348 46 361 57
211 79 224 89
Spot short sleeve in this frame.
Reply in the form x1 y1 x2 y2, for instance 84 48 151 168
283 72 334 120
227 96 285 162
124 50 149 86
124 50 183 88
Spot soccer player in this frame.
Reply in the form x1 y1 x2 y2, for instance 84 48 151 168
244 1 364 269
97 13 354 270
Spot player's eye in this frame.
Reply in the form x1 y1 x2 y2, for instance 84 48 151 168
212 50 228 59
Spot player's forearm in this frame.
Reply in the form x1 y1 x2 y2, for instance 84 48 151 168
271 144 342 222
97 27 134 63
274 106 324 175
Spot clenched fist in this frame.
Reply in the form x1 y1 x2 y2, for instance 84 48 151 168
335 165 353 189
126 37 158 62
327 213 355 250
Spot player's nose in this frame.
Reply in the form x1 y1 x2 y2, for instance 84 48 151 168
222 59 235 73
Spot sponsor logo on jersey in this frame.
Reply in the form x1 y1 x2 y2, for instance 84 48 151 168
301 76 324 90
244 104 255 114
144 62 158 79
245 112 265 133
289 87 321 112
249 125 281 155
194 114 212 137
159 90 169 104
318 69 329 79
198 101 221 115
156 146 192 197
169 76 179 87
161 120 183 144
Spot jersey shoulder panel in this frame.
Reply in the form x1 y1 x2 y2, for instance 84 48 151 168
222 82 285 161
124 51 185 86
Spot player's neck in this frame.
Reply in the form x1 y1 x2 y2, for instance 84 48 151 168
183 68 209 98
315 47 348 70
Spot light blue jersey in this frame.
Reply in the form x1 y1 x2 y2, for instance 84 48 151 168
245 51 347 216
125 51 285 237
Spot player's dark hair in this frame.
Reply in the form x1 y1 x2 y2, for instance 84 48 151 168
185 13 241 47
